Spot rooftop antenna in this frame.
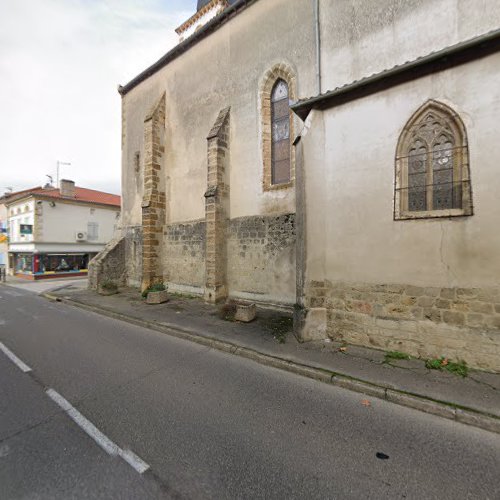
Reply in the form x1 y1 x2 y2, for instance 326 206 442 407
56 160 71 188
45 175 54 187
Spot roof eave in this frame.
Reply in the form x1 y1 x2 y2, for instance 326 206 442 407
118 0 257 96
291 28 500 121
5 192 120 209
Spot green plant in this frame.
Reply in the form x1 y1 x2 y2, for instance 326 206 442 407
425 358 443 370
425 357 468 377
384 350 412 362
445 360 468 377
141 283 166 298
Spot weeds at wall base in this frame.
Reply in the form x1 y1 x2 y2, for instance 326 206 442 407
425 357 468 377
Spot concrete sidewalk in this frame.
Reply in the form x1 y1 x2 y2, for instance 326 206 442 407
3 275 88 294
40 286 500 434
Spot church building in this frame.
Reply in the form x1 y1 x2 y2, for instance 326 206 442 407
90 0 500 372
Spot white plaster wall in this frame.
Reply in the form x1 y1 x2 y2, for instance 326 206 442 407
0 202 7 229
7 199 35 243
121 0 316 227
39 201 119 246
319 0 500 92
303 52 500 288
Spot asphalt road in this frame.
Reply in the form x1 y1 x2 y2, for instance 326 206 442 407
0 285 499 499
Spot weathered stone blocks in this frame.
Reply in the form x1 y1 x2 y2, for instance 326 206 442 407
227 213 296 301
234 303 257 322
88 236 126 290
304 280 500 372
164 221 206 288
146 290 169 304
141 93 166 293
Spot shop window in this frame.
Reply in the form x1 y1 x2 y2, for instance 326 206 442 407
39 254 89 273
15 254 33 273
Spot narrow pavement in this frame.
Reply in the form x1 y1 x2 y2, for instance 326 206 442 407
1 286 499 499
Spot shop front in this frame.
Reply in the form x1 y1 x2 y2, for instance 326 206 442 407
12 252 95 280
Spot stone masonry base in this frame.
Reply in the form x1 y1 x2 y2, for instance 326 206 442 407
88 236 126 290
305 280 500 372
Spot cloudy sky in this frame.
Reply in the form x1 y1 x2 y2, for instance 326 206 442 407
0 0 198 195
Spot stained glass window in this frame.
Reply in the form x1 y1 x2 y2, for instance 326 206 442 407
396 103 470 217
271 79 290 185
407 140 427 212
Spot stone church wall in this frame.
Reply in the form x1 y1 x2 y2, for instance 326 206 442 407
123 225 143 288
163 220 206 291
227 214 296 306
119 0 314 305
112 0 500 370
306 281 500 372
301 51 500 371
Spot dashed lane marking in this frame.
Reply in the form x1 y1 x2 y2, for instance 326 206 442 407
46 389 150 474
0 342 32 372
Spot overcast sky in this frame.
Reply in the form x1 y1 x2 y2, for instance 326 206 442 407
0 0 198 195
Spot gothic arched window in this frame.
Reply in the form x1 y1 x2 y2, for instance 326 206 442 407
260 64 296 191
271 79 291 185
395 100 472 219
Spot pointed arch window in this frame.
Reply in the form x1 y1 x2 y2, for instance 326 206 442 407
260 64 296 191
271 79 291 185
395 101 472 220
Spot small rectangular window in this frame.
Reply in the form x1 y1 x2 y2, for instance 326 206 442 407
87 222 99 241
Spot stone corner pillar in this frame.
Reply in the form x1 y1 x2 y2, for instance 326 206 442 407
296 307 327 341
204 107 230 303
141 92 166 293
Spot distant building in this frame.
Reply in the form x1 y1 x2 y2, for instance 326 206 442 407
5 180 120 279
0 188 35 268
0 195 9 267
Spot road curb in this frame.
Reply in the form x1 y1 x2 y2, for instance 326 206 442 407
42 293 500 435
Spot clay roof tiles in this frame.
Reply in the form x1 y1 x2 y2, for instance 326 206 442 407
4 186 121 208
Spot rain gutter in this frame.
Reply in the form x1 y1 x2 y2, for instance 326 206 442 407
291 28 500 121
314 0 321 94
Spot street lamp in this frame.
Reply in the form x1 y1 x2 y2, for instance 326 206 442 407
56 160 71 188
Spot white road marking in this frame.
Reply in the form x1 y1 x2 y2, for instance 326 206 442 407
0 342 32 372
46 389 149 474
118 448 150 474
